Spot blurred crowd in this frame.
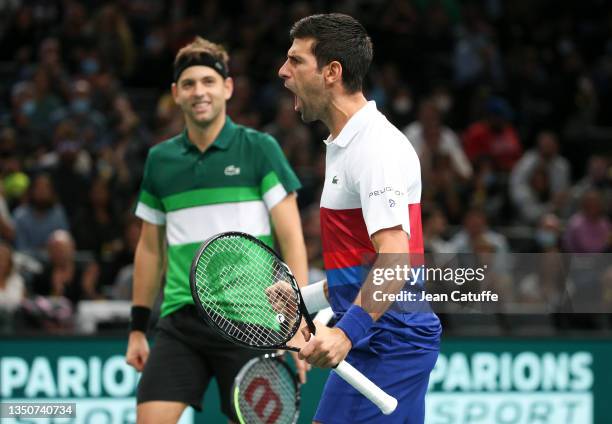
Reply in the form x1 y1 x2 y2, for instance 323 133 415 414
0 0 610 334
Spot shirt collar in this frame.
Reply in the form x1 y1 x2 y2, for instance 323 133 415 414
180 116 237 153
324 101 377 148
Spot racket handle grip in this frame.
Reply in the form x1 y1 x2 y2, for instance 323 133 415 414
334 360 398 415
313 307 334 325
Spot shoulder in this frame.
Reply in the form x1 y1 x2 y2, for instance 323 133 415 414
514 150 538 167
9 272 25 289
402 121 421 139
237 126 288 165
486 231 509 250
236 124 280 151
360 115 418 163
441 126 460 145
147 133 184 159
554 156 571 170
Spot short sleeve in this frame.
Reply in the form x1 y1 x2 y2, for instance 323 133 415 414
134 150 166 225
258 135 302 210
357 146 420 237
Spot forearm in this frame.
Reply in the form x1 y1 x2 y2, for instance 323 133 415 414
278 233 308 288
132 242 165 308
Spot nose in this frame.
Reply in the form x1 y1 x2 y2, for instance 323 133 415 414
278 60 289 80
194 81 206 96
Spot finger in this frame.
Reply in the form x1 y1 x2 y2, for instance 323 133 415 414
127 356 141 372
301 326 312 342
297 348 306 361
296 361 307 384
141 351 149 367
311 351 330 368
303 334 325 361
298 340 314 360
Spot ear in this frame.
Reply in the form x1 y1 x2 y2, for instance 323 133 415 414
171 82 178 104
324 61 343 86
224 77 234 101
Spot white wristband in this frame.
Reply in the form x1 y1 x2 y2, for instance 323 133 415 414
301 279 330 313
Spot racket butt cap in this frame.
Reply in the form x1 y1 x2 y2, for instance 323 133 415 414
381 397 398 415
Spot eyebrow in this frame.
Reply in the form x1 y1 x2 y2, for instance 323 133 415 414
180 75 217 84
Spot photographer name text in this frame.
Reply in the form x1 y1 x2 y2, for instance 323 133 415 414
373 290 499 302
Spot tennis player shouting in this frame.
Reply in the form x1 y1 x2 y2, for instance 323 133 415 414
279 14 442 423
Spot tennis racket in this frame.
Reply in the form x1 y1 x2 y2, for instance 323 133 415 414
232 352 300 424
190 231 398 415
231 308 334 424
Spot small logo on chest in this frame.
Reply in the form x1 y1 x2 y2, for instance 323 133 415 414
224 165 241 176
332 175 339 184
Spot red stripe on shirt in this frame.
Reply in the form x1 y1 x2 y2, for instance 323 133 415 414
320 204 424 269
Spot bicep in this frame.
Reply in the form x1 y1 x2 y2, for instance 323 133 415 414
371 226 409 254
357 149 416 238
270 193 302 239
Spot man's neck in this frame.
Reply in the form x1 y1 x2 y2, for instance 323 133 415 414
323 93 368 139
185 113 226 152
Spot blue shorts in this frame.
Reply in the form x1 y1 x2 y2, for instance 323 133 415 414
314 329 439 424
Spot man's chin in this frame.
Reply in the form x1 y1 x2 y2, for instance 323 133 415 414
191 113 214 127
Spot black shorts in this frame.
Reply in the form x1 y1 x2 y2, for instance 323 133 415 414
137 305 260 420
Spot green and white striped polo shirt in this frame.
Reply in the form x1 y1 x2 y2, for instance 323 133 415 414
135 117 301 317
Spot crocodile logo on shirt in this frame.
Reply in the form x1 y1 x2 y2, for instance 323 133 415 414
332 175 339 184
224 165 241 176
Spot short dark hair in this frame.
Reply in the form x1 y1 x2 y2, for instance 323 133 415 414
290 13 373 93
174 37 229 81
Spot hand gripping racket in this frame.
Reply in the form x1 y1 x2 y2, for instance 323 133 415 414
231 309 334 424
190 232 398 415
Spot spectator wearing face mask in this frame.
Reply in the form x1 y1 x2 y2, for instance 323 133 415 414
533 213 563 252
517 214 569 308
51 79 107 148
